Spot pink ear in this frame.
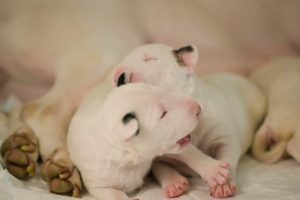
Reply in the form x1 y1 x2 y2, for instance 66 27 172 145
173 45 198 73
181 47 198 68
113 67 124 86
113 67 132 87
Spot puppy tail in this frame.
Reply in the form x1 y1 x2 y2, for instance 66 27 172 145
251 123 287 164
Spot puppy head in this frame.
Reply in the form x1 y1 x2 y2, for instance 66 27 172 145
85 83 200 161
113 44 198 93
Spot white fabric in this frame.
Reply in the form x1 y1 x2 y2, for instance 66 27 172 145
1 152 300 200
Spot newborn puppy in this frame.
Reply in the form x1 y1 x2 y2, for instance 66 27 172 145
113 44 266 198
67 83 200 200
250 57 300 164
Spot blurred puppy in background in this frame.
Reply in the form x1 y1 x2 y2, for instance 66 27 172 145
251 57 300 164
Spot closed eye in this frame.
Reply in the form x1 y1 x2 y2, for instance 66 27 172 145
160 111 167 119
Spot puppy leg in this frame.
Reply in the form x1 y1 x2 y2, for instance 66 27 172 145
1 107 39 179
287 129 300 163
40 148 82 197
209 143 239 198
22 93 83 197
152 161 189 198
167 145 230 195
0 73 86 195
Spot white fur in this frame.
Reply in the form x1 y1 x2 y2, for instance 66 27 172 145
67 83 200 200
1 0 299 197
114 44 266 198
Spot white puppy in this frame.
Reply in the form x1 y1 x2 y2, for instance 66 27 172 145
67 83 200 200
1 0 300 197
251 57 300 164
113 44 266 198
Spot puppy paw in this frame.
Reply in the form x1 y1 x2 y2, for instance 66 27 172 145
209 180 236 198
41 148 82 197
202 160 230 188
164 175 189 198
0 127 38 179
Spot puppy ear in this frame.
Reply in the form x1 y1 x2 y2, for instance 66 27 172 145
113 68 130 87
173 45 198 73
115 112 139 141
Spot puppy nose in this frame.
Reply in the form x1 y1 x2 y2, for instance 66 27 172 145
188 101 201 117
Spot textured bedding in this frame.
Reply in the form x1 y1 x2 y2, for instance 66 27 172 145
1 147 300 200
0 99 299 200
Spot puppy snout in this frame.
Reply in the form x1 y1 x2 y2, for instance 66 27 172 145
188 101 201 117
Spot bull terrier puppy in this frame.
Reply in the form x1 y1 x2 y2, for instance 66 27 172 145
250 57 300 164
67 83 201 200
113 44 266 198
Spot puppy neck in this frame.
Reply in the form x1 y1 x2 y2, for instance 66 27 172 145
182 74 196 95
96 139 153 167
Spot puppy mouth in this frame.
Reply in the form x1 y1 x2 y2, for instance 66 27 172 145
176 134 191 147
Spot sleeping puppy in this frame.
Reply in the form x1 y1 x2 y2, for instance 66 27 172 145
250 57 300 164
113 44 266 198
67 83 200 200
